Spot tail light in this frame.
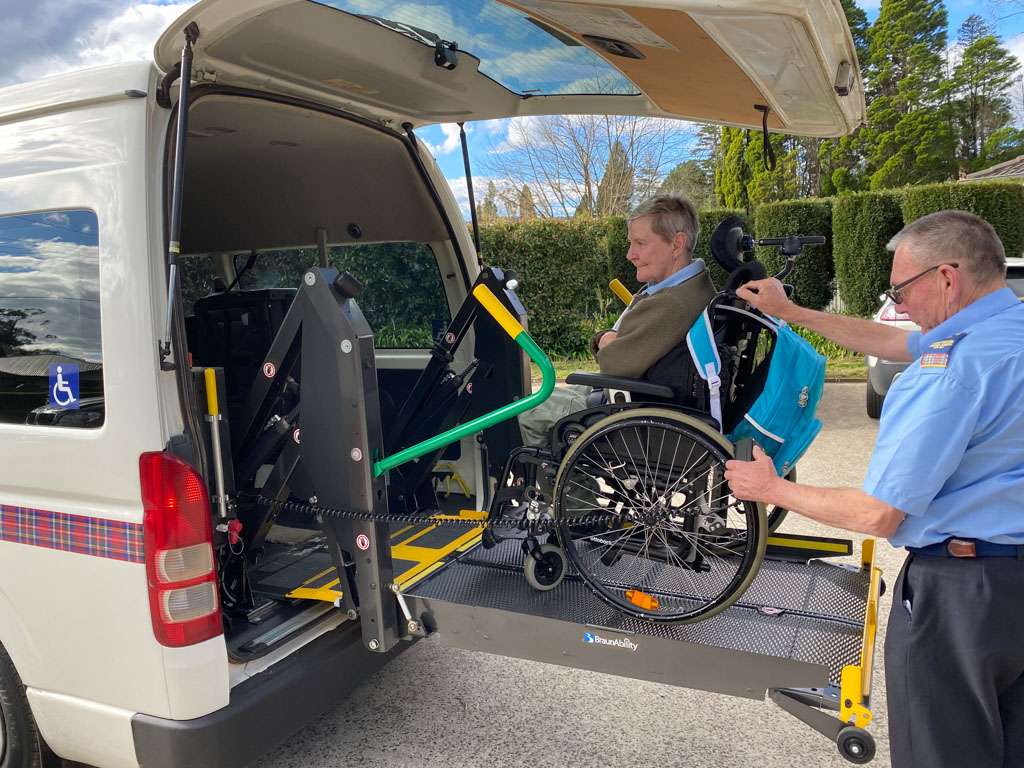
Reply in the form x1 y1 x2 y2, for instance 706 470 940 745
879 302 910 322
140 452 221 647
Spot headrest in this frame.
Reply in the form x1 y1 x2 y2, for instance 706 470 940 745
724 261 767 292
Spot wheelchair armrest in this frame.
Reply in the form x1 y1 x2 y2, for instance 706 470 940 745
564 372 674 399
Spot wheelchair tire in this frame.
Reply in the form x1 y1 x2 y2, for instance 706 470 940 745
552 408 766 623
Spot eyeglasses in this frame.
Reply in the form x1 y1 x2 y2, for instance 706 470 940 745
881 263 959 304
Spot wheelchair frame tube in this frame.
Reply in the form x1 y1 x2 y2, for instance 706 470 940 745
372 284 555 477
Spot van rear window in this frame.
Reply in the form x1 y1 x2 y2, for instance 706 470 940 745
0 210 104 428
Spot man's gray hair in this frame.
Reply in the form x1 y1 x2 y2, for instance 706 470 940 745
629 195 700 255
887 210 1006 286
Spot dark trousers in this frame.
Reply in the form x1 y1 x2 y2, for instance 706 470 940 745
885 553 1024 768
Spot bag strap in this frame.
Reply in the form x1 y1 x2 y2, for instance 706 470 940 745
686 309 723 429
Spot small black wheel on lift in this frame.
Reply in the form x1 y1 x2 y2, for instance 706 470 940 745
524 544 566 591
836 726 876 764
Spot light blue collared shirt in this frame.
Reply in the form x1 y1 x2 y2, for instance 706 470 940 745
612 259 706 330
863 287 1024 547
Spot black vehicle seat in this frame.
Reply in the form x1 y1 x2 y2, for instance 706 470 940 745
189 288 297 438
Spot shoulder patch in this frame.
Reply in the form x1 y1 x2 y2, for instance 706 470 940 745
920 352 949 369
920 332 967 372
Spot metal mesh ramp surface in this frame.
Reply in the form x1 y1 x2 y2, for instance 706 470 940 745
405 534 868 687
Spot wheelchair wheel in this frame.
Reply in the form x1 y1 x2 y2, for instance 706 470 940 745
552 408 766 623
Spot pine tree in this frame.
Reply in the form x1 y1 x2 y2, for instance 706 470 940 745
517 184 535 220
951 16 1022 169
595 140 634 216
863 0 955 189
478 181 500 223
656 160 711 208
716 128 751 210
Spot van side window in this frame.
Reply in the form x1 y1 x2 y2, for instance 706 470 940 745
0 210 104 428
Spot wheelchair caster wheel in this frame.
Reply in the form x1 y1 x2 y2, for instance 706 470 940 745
524 544 566 591
836 726 875 764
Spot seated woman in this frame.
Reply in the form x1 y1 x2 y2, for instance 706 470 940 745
518 194 716 444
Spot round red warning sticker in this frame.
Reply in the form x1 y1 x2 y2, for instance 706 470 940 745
356 534 370 551
262 362 277 378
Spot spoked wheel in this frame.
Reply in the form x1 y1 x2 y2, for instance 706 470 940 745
552 408 766 623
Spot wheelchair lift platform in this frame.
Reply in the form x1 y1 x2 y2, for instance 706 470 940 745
396 525 883 763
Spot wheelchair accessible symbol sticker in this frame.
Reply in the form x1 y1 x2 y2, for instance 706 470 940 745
48 364 80 410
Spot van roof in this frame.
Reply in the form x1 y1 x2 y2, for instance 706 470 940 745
0 62 152 125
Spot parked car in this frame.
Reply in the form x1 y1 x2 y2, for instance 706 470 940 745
866 255 1024 418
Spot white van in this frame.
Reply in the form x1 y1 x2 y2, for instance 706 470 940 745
0 2 865 767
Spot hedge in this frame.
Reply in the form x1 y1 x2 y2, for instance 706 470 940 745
479 219 611 357
900 181 1024 261
753 199 834 310
604 208 751 294
832 191 904 316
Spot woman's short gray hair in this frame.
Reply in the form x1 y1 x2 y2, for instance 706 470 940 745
887 210 1006 286
629 195 700 255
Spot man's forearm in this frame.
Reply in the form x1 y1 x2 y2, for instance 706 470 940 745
765 479 905 539
783 305 913 362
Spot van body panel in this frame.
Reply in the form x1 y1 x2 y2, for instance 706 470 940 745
0 85 228 724
27 687 140 768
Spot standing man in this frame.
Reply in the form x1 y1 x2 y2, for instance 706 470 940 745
518 195 715 444
724 210 1024 768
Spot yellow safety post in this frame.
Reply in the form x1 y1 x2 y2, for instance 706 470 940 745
609 278 633 306
840 538 881 728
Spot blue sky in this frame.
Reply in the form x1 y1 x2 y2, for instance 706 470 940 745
3 0 1022 215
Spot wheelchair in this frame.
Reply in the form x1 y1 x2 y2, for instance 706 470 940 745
483 218 824 624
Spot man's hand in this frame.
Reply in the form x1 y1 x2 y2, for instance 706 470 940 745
597 330 618 349
724 444 780 504
736 278 794 320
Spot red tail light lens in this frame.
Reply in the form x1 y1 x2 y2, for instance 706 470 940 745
140 452 221 647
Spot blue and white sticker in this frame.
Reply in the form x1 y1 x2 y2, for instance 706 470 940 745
582 631 638 651
48 364 80 410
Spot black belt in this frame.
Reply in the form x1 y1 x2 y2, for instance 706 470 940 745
908 537 1024 559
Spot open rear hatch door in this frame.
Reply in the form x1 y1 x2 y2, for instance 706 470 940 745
156 0 864 136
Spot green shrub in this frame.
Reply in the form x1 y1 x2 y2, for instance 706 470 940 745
754 199 834 310
832 191 904 316
604 209 750 295
791 325 852 360
899 181 1024 260
479 219 610 357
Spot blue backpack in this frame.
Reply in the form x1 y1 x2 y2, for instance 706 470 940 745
686 305 825 475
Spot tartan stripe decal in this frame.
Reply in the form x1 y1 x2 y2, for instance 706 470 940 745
0 504 144 563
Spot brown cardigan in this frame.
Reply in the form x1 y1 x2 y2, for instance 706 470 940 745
591 270 716 379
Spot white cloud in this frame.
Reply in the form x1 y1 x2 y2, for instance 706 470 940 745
1007 32 1024 71
8 2 196 86
422 123 465 157
854 0 881 11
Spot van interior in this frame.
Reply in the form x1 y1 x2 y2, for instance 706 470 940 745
174 93 521 658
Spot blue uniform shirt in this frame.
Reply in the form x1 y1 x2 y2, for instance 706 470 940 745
863 287 1024 548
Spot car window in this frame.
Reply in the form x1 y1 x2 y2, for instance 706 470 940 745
0 210 104 428
319 0 640 97
182 242 451 348
1006 267 1024 298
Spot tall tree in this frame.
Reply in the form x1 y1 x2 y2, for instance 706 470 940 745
716 127 751 210
951 16 1022 169
517 184 536 220
478 180 500 223
595 140 635 215
656 160 711 208
862 0 955 189
481 115 689 218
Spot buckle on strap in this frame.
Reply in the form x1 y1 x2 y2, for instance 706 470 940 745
947 538 977 558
